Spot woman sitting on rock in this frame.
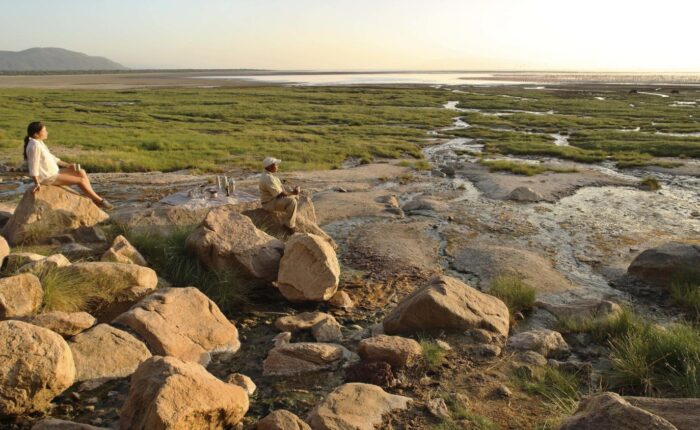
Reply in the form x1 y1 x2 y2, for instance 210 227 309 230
23 121 113 209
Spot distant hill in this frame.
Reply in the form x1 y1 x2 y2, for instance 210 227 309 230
0 48 126 71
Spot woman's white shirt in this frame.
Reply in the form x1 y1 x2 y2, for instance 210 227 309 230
26 138 60 182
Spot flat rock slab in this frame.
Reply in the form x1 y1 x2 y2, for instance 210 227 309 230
306 383 412 430
560 392 677 430
68 323 151 382
114 287 240 365
625 397 700 430
508 329 570 359
263 342 355 376
19 311 96 337
358 335 423 368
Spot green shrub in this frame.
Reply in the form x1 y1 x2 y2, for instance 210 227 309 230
671 282 700 318
480 159 577 176
419 336 447 372
489 275 537 316
40 267 113 313
514 365 583 416
638 176 661 191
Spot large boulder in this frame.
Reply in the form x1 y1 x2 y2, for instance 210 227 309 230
0 320 75 415
263 342 356 376
257 410 311 430
186 205 284 281
625 397 700 430
120 356 249 430
243 194 337 249
114 287 240 365
306 383 412 430
0 273 43 318
560 392 677 430
628 242 700 289
276 233 340 302
56 262 158 321
2 186 108 246
101 235 147 266
0 235 8 267
68 324 152 382
358 335 423 368
382 276 510 338
507 329 570 359
19 311 96 337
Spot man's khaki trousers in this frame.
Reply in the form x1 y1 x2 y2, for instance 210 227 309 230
263 196 298 228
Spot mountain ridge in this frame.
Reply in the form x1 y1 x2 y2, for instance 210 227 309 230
0 47 126 71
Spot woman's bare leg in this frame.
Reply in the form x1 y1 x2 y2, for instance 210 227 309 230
51 169 103 203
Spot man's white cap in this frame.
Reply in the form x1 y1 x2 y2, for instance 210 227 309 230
262 157 281 169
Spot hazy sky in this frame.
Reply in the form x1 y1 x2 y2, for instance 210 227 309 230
2 0 698 71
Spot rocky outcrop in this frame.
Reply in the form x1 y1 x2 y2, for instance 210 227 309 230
538 299 622 325
507 186 544 202
0 320 75 415
306 383 411 430
120 356 249 430
2 186 108 246
101 235 147 266
20 311 96 337
276 233 340 302
560 392 677 430
114 287 240 365
628 242 700 289
68 324 151 382
186 205 284 281
257 410 311 430
358 335 423 368
383 276 510 338
243 194 337 249
18 253 71 276
263 342 356 376
507 329 570 359
402 196 449 213
0 273 43 318
625 397 700 430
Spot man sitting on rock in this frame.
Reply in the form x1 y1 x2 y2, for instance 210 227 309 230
259 157 299 231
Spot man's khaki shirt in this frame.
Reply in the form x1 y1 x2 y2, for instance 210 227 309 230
259 170 284 204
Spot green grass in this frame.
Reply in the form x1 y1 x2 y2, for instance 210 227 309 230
488 275 536 316
40 267 116 313
639 176 661 191
480 159 577 176
430 392 497 430
557 307 700 397
670 277 700 318
419 336 448 372
112 225 254 313
398 159 432 171
514 365 584 419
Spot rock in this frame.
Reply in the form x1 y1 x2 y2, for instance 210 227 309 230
4 252 45 271
0 320 75 415
507 186 544 202
375 194 400 208
1 186 109 246
312 317 343 342
0 211 11 230
538 300 622 325
344 361 395 387
273 331 292 347
276 233 340 302
257 410 311 430
262 342 356 376
436 340 452 351
186 205 284 281
72 226 106 243
57 262 157 320
358 335 423 368
68 324 151 382
508 329 570 359
516 351 548 367
625 397 700 430
120 356 249 430
114 287 240 365
306 383 411 430
242 195 337 249
496 385 513 398
0 235 8 267
101 235 147 266
0 273 43 318
402 196 449 213
20 311 96 337
628 242 700 289
18 253 71 276
225 373 257 396
427 397 451 419
31 419 110 429
560 392 677 430
329 290 354 309
383 275 510 338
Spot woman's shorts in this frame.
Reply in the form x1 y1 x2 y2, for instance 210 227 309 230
40 175 58 185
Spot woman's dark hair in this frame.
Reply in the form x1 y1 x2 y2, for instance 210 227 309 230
24 121 45 160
